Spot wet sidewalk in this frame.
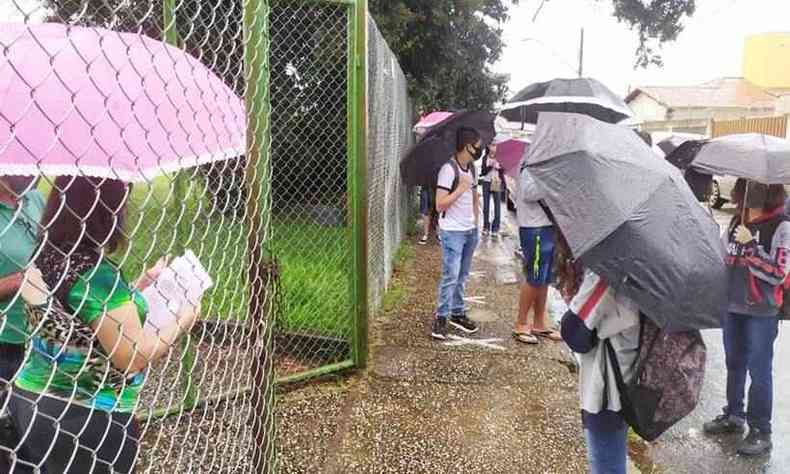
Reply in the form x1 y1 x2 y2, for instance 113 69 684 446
276 211 619 473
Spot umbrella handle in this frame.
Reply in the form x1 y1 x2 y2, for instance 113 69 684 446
741 186 748 224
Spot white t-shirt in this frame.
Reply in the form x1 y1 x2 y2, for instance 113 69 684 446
437 160 477 231
515 170 551 228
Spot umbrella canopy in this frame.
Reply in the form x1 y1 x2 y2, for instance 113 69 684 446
492 134 530 178
400 111 495 186
413 111 454 136
686 134 790 185
499 77 633 126
523 113 726 331
0 23 245 182
657 135 693 155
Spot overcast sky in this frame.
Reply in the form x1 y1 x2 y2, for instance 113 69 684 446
496 0 790 98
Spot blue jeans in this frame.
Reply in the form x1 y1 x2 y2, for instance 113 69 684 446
481 181 501 233
436 229 478 318
585 426 628 474
723 312 779 432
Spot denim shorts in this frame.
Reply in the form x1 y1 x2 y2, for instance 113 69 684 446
520 226 555 286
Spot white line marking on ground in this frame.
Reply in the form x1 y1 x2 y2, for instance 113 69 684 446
444 335 505 351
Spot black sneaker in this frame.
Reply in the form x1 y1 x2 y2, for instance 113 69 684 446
449 313 479 334
737 428 772 456
431 318 449 340
703 414 746 435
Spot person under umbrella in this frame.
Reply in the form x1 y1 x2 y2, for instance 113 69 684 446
700 186 789 457
522 112 727 331
430 127 484 341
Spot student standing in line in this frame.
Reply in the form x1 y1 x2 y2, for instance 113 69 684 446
512 167 562 344
703 180 790 456
480 144 505 238
557 233 640 474
430 127 483 340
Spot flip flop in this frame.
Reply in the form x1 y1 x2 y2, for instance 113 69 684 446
533 329 562 342
512 331 539 345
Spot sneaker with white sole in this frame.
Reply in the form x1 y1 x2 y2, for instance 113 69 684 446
450 313 479 334
418 235 429 245
431 318 449 340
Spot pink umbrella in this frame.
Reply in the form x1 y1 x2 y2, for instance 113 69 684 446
493 136 531 177
0 23 245 182
413 111 453 135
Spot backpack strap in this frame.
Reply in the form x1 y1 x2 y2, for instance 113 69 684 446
448 159 461 194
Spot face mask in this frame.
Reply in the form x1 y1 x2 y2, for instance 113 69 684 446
468 144 483 160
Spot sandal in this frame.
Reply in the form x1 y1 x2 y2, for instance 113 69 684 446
512 331 539 345
533 328 562 342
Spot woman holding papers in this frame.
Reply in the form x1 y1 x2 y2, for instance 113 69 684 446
9 176 201 474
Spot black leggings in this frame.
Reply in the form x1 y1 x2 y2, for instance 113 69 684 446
8 389 139 473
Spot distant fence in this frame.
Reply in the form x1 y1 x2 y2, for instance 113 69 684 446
711 115 788 138
367 20 414 310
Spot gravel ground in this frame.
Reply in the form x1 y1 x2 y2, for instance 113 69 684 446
275 225 592 473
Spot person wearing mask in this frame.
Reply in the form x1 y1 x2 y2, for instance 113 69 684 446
0 176 45 389
480 144 505 238
703 179 790 456
9 176 202 473
431 127 482 340
557 232 640 474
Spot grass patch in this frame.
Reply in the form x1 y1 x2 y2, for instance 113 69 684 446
37 176 353 338
377 240 414 314
269 216 351 337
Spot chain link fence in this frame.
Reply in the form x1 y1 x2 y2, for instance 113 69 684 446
0 0 412 472
0 0 277 472
367 19 414 310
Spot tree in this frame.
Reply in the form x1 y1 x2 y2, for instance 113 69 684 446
370 0 696 111
608 0 697 68
369 0 514 112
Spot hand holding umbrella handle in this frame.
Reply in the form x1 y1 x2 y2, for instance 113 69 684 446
734 226 755 245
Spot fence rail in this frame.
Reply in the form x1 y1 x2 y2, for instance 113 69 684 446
711 115 789 138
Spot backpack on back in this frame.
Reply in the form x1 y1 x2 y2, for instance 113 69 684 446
605 315 706 442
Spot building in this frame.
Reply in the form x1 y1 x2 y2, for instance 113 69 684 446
626 32 790 136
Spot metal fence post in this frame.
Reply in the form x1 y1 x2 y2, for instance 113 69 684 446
349 0 369 369
244 0 275 471
162 0 199 413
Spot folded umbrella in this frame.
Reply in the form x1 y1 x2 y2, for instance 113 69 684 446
400 111 495 186
499 77 633 127
684 134 790 185
0 23 245 181
523 113 727 331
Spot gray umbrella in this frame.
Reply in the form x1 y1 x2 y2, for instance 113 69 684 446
522 113 727 331
689 133 790 184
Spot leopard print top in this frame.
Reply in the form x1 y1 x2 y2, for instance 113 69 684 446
25 244 137 391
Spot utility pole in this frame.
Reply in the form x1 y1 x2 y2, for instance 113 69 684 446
578 27 584 78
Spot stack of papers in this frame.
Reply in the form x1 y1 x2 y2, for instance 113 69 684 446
142 249 213 334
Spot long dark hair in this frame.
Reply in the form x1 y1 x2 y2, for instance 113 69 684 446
40 176 131 254
732 178 787 213
555 229 584 301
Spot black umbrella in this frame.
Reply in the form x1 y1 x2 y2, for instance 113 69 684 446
400 111 496 186
523 113 726 331
499 77 633 127
657 135 697 155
